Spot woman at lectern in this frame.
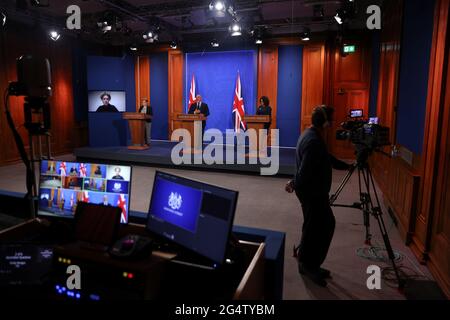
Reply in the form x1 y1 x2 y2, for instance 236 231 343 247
138 98 153 146
256 96 272 130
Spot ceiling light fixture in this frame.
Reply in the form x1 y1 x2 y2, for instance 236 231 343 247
211 39 219 48
229 22 242 36
301 28 311 41
1 12 6 27
49 30 61 41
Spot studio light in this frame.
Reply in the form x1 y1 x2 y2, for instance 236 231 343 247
170 41 177 49
255 37 262 45
129 46 137 51
209 1 227 17
210 1 225 11
1 12 6 27
301 28 311 41
334 12 343 25
211 39 219 48
143 30 158 43
49 30 60 41
97 21 112 33
229 22 242 37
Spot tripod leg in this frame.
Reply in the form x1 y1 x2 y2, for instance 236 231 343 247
366 166 405 288
330 164 356 205
359 169 372 245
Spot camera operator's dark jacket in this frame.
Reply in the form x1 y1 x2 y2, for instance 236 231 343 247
294 127 349 197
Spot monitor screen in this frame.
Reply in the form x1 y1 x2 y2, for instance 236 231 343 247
0 244 53 286
38 161 131 223
147 171 238 265
349 109 364 118
369 117 379 124
88 91 126 112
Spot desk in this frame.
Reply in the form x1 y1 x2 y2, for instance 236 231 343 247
0 219 266 300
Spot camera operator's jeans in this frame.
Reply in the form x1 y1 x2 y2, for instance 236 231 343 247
295 190 336 271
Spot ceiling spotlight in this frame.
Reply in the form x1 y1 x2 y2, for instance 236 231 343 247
143 30 158 43
255 38 262 45
334 7 351 25
170 41 177 49
49 30 60 41
97 21 112 33
129 45 137 51
211 39 219 48
1 12 6 27
229 22 242 37
301 28 311 41
209 1 226 12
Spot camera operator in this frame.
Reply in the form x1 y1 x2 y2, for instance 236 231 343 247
285 105 351 287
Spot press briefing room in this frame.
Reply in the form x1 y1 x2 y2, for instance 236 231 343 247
0 0 449 309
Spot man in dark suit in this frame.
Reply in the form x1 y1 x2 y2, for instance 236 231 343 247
188 94 210 135
285 105 350 287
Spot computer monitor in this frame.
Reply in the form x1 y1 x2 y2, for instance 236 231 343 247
88 90 126 112
146 171 238 265
38 160 132 224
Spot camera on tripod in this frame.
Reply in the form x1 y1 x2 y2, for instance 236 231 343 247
8 55 52 135
336 109 390 150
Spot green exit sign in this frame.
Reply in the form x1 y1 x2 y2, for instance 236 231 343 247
343 45 356 53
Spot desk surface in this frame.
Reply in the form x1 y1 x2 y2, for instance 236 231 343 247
0 219 267 300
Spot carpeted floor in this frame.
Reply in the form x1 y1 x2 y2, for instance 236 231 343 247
0 154 435 299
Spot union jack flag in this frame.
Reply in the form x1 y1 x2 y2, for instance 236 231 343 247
188 74 196 108
81 191 89 203
79 163 87 177
117 194 127 223
59 162 67 176
232 73 246 132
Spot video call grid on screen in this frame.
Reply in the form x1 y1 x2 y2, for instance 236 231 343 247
88 90 126 112
38 160 131 223
147 171 239 264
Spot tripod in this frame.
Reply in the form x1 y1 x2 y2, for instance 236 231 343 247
329 147 405 289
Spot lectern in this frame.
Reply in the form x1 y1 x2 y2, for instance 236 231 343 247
123 112 152 150
176 113 206 153
242 115 271 157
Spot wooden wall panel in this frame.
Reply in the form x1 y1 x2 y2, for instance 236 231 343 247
420 0 450 297
134 56 150 110
301 44 325 132
375 157 420 243
0 26 75 166
168 50 184 138
257 46 278 130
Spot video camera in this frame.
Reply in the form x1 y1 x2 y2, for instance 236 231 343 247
336 109 390 149
8 55 52 135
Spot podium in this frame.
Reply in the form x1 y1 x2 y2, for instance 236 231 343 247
123 112 152 150
242 115 271 157
176 113 206 153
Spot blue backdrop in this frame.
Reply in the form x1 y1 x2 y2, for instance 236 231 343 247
396 0 435 154
277 45 302 147
86 55 135 147
185 50 257 132
150 53 169 140
369 31 381 117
